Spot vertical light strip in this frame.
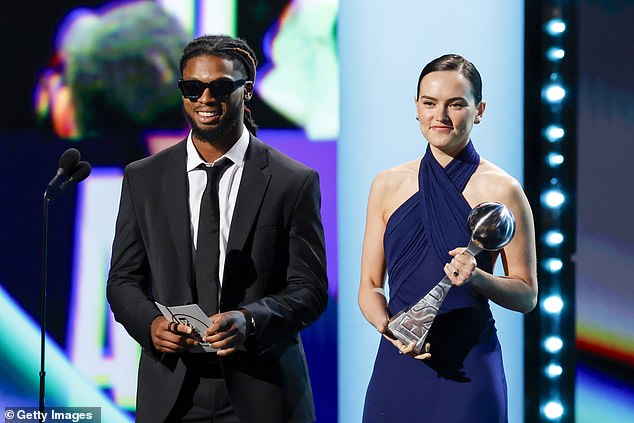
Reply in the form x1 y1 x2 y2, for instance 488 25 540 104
524 1 576 421
537 3 575 422
339 1 525 422
67 168 141 410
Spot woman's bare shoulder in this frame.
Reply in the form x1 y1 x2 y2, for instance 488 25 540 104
469 158 527 205
372 158 420 191
369 158 421 221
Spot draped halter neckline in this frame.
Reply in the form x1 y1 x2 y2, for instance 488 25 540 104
383 140 482 301
419 140 480 261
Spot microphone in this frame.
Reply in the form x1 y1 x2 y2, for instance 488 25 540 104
69 161 92 183
55 161 92 196
39 151 90 415
47 148 80 187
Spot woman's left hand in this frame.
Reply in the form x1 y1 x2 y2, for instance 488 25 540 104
444 247 477 286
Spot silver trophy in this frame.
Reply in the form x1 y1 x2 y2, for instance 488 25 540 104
386 201 516 354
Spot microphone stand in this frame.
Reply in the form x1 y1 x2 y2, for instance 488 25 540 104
38 152 90 421
39 189 51 420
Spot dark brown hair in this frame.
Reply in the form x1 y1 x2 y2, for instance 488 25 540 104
416 54 483 104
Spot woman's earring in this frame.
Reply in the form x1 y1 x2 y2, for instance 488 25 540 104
415 116 419 121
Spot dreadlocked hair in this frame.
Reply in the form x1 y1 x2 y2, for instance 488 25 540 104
180 34 259 135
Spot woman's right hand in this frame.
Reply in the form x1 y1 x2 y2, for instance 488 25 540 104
383 334 432 360
374 315 390 335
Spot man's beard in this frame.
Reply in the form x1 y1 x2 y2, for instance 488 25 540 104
185 110 241 144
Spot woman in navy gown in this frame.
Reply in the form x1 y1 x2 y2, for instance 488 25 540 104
359 55 538 422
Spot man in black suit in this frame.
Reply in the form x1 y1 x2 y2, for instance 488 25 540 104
106 35 328 422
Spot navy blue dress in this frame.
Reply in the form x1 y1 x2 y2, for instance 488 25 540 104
363 141 508 423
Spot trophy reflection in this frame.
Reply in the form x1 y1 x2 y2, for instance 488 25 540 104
386 202 516 354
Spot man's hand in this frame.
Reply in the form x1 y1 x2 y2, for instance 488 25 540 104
150 316 198 353
204 311 247 357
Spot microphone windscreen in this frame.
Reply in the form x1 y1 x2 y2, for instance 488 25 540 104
69 161 92 183
58 148 81 173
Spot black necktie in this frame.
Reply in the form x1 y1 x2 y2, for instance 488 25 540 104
195 158 232 316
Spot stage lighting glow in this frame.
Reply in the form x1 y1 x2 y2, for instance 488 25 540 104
543 83 566 104
542 189 565 208
545 258 563 272
546 363 563 378
257 0 339 140
545 230 564 246
543 295 564 313
530 5 575 421
544 125 564 142
547 153 564 167
543 400 564 419
546 19 566 35
547 47 565 61
544 336 563 353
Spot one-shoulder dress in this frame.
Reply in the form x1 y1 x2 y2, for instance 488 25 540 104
363 141 508 423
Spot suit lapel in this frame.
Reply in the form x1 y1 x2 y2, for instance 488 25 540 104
160 140 195 297
226 136 270 253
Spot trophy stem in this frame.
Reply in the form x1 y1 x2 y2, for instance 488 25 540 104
386 242 481 354
386 276 453 354
464 241 483 257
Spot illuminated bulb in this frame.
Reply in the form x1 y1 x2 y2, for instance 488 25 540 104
543 401 564 419
544 336 563 353
543 83 566 103
543 295 564 313
547 47 565 61
546 19 566 35
547 153 564 167
545 258 563 272
545 230 564 246
544 125 565 142
542 189 565 208
546 364 563 378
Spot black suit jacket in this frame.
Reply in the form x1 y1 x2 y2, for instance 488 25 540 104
106 135 328 422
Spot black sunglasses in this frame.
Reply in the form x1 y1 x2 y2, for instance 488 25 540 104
178 78 248 100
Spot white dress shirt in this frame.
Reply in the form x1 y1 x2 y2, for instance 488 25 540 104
186 125 249 288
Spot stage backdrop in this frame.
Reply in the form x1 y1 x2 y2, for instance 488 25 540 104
575 0 634 421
